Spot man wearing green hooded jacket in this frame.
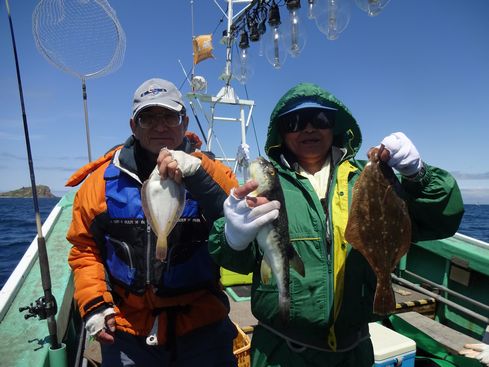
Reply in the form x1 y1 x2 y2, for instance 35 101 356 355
209 83 464 366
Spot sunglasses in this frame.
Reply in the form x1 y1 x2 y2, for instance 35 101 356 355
279 109 335 134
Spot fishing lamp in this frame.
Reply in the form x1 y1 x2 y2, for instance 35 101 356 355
236 31 252 84
285 0 306 57
354 0 391 16
257 17 267 56
307 0 317 19
265 1 287 69
315 0 351 40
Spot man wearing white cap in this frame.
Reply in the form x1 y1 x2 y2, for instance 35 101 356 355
67 78 239 366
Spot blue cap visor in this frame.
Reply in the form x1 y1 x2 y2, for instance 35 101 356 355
278 101 337 118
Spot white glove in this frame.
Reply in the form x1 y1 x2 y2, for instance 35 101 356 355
171 150 201 177
460 343 489 365
380 132 422 177
85 307 116 337
224 189 280 250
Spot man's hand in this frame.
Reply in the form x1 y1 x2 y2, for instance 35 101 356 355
373 132 423 177
85 307 116 344
157 148 200 183
460 343 489 366
224 180 280 251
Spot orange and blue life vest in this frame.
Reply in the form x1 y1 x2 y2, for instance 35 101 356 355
101 162 219 296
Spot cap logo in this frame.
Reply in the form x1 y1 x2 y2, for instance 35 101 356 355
140 87 167 98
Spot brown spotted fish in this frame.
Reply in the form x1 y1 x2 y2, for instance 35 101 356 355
141 166 186 261
345 146 411 315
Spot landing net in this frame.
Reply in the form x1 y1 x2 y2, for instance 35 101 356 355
32 0 125 79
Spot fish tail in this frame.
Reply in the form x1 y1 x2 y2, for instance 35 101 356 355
373 276 396 315
155 235 168 261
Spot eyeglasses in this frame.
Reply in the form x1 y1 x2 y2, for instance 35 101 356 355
137 111 184 129
279 110 335 134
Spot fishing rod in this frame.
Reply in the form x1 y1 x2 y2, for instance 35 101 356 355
4 0 60 350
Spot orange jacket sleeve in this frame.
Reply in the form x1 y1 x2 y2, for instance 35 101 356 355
67 161 115 318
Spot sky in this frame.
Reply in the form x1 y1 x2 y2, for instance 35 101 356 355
0 0 488 204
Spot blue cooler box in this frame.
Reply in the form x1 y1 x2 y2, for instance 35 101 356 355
369 322 416 367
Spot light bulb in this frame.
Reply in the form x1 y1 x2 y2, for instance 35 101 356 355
265 26 287 69
354 0 391 16
233 48 254 84
314 0 350 40
286 9 307 57
307 0 316 19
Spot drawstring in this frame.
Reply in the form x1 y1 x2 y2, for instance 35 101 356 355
146 305 191 361
146 316 159 346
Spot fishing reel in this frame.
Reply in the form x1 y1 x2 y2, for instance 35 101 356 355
19 295 57 320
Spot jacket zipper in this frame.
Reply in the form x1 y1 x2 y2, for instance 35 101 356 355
146 222 151 285
323 157 336 275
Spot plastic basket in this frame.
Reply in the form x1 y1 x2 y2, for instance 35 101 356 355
233 323 251 367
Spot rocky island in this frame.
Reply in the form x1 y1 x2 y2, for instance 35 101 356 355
0 185 57 198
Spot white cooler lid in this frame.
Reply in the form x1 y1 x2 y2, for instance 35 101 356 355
369 322 416 360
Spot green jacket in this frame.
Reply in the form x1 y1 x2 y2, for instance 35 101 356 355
209 83 464 351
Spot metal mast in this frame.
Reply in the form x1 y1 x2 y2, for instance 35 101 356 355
189 0 258 180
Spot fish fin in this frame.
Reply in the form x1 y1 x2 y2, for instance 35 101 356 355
155 235 168 262
141 180 158 232
288 246 305 277
278 293 290 323
373 274 396 315
260 258 273 284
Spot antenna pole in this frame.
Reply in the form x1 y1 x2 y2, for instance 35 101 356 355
4 0 60 350
222 0 234 86
190 0 195 86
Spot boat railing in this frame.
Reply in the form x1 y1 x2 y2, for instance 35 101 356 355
454 232 489 250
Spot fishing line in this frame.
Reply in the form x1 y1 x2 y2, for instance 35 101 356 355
243 83 262 157
4 0 60 350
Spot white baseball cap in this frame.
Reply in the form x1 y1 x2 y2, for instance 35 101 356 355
132 78 185 118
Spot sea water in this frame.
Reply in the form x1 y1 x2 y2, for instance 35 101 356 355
0 199 488 288
0 197 59 288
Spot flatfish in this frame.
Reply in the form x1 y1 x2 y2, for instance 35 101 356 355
249 157 305 322
141 166 186 261
345 146 411 315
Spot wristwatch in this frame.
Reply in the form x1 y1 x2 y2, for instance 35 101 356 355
404 162 427 182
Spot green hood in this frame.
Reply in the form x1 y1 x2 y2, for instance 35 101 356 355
265 82 362 163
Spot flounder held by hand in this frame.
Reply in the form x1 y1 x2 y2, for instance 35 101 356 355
141 166 186 261
345 147 411 315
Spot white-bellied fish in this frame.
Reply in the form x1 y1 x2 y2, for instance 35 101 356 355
249 157 305 322
141 166 186 261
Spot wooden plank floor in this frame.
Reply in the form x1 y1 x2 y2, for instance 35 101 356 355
395 311 481 354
